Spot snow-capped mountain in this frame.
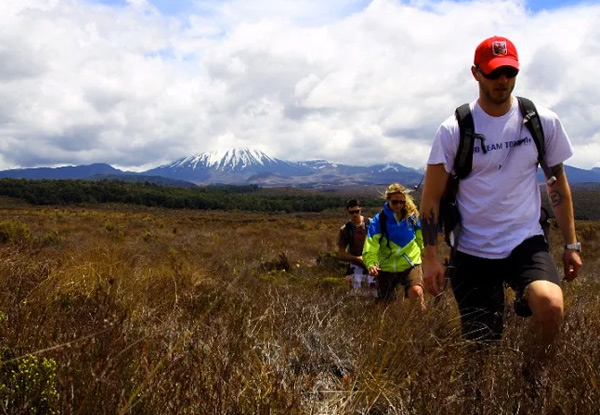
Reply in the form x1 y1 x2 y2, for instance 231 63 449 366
168 148 281 171
298 160 338 170
145 148 312 183
143 148 427 186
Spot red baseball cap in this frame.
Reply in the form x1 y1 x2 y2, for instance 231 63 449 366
474 36 519 74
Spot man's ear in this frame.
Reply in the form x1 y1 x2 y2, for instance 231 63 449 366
471 65 479 80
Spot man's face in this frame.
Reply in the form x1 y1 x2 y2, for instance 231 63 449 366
474 65 517 105
347 207 361 219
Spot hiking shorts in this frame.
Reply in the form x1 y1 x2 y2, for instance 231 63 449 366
449 235 561 342
377 265 423 302
347 264 376 289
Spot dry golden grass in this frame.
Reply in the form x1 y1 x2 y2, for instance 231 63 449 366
0 203 598 414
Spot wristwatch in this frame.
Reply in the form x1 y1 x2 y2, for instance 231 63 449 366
564 242 582 252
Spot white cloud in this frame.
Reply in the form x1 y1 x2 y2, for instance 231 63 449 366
0 0 598 172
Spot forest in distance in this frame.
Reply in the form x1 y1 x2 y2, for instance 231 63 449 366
0 177 600 220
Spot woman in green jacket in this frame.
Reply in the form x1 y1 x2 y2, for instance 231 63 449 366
363 183 425 308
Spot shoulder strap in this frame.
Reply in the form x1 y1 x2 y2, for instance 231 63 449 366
408 213 417 228
454 103 476 179
343 220 354 246
379 210 391 249
517 96 555 185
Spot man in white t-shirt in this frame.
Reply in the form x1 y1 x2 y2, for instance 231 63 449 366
420 36 582 346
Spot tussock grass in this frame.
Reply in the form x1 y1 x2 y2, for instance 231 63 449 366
0 205 598 414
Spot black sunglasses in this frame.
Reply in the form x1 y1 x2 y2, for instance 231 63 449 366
477 66 519 80
389 200 406 206
348 209 361 214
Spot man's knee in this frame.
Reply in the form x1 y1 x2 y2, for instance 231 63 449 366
526 280 564 324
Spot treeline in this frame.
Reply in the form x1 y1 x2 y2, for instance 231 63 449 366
1 178 597 218
0 179 381 213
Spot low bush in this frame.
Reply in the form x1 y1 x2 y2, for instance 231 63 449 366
0 204 596 414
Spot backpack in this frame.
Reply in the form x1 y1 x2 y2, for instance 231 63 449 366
441 96 552 247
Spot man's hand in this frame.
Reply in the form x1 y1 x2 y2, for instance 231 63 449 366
423 257 446 296
563 250 582 281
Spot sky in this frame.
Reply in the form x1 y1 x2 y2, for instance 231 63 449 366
0 0 599 172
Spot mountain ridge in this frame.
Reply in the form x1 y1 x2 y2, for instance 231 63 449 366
1 148 599 188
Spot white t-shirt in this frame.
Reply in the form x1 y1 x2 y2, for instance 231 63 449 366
427 98 573 259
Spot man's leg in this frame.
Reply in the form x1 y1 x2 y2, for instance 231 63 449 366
366 272 378 297
508 235 564 350
526 280 564 349
347 265 362 292
520 279 563 400
450 252 506 342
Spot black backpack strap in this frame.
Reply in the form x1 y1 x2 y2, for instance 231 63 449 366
343 220 354 247
517 96 556 186
379 210 390 249
454 104 476 179
441 103 476 250
407 213 417 228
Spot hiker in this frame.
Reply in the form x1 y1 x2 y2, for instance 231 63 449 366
363 184 425 309
337 199 377 296
420 36 582 346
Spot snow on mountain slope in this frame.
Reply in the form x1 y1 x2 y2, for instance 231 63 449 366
168 148 279 171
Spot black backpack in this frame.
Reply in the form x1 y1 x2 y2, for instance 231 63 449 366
441 97 552 247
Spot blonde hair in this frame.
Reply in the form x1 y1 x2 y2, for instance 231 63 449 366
384 183 419 219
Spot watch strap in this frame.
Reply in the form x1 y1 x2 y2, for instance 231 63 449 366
564 242 581 252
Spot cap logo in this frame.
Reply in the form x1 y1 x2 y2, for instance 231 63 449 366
492 41 508 56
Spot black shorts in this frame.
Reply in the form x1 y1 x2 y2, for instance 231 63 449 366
449 235 561 342
377 266 423 302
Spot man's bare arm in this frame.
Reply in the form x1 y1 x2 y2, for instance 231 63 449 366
420 164 450 295
546 163 573 235
546 163 582 280
421 207 438 248
420 164 449 252
337 246 363 266
548 164 565 208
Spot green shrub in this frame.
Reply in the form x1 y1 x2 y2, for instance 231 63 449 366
36 230 66 247
258 269 299 285
0 352 59 414
314 276 348 289
0 220 32 244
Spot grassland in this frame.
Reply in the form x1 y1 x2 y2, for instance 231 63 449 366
0 198 598 414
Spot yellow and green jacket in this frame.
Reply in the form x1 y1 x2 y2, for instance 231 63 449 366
362 203 424 273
